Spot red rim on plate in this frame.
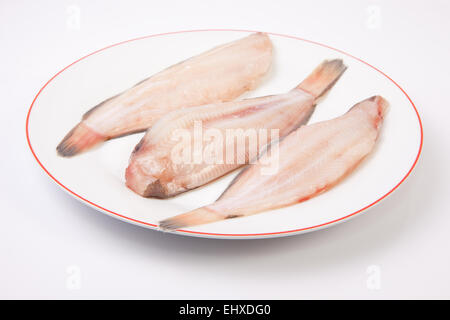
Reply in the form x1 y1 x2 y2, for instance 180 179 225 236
26 29 423 237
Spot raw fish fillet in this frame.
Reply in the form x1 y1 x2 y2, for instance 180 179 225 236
126 60 347 198
159 96 388 230
57 33 273 157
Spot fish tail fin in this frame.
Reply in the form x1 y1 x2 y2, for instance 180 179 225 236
297 59 347 98
56 122 106 157
159 207 229 231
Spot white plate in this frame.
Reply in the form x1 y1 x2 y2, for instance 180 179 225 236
26 30 423 239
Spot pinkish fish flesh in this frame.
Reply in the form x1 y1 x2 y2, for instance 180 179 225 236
159 95 388 230
126 59 347 198
57 33 273 157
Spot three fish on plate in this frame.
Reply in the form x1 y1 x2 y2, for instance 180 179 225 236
57 33 388 231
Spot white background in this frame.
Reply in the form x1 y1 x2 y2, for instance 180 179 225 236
1 0 449 299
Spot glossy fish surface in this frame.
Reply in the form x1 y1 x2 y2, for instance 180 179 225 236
159 95 388 230
57 33 273 157
126 60 347 198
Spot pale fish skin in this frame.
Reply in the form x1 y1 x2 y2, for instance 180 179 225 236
57 32 273 157
159 96 388 230
126 60 347 198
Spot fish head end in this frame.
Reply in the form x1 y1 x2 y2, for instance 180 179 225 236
125 162 159 196
125 162 174 198
142 180 171 198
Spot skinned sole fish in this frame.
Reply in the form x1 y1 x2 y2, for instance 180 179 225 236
126 59 347 198
57 32 273 157
159 95 388 230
